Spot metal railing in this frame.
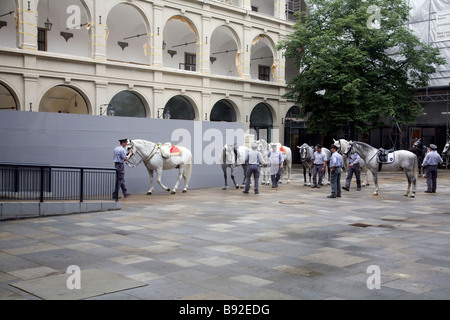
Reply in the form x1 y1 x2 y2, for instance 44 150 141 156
0 163 119 202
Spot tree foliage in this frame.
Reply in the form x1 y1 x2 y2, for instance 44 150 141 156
277 0 446 137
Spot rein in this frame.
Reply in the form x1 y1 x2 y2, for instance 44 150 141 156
126 141 159 168
349 142 377 163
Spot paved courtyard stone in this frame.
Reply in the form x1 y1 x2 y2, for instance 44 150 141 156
1 169 450 300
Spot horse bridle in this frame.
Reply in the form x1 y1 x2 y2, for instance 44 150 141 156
299 145 311 164
125 140 159 168
344 141 353 156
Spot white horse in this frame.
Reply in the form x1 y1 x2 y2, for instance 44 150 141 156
126 139 192 195
333 138 372 187
442 139 450 169
221 144 249 190
256 139 271 185
343 141 418 198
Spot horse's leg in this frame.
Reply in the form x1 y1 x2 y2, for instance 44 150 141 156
182 163 191 193
241 165 248 189
404 171 412 197
156 168 171 192
326 161 331 185
171 167 185 194
410 168 417 198
287 162 291 184
308 167 312 186
230 165 239 189
372 169 379 196
147 170 154 195
222 165 228 190
303 165 307 186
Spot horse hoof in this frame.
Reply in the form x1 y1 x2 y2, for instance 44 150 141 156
222 187 227 190
372 193 378 196
287 181 291 184
182 190 187 193
410 194 415 198
404 193 409 197
171 191 176 195
146 192 152 195
303 183 307 186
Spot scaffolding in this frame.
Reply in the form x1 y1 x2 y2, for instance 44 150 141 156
407 0 450 88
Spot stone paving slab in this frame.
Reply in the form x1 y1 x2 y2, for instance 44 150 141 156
10 269 146 300
1 169 450 300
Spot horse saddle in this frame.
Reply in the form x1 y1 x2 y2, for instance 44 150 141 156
377 148 395 164
161 143 182 159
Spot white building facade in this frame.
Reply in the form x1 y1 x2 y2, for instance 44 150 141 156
0 0 306 147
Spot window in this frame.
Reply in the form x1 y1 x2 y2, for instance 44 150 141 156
251 6 258 12
184 53 196 71
37 28 47 51
258 65 270 81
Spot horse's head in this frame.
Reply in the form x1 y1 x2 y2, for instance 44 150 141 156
412 138 422 150
126 139 135 154
334 139 349 154
344 141 355 156
298 143 310 161
443 141 450 156
255 140 268 155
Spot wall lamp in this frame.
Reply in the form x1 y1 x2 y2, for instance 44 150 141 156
60 32 73 42
157 108 171 119
100 104 115 116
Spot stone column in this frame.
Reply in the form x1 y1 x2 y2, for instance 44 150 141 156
91 2 108 61
274 0 287 20
199 15 211 76
152 3 164 68
17 0 38 51
95 80 108 116
242 26 252 80
23 73 39 112
153 87 164 119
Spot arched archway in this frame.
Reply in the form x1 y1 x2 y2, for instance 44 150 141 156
285 106 303 163
250 35 275 82
0 0 16 48
0 82 18 110
108 91 147 118
36 0 91 57
210 26 240 77
164 95 196 120
39 86 89 114
163 16 199 71
210 99 237 122
106 3 150 65
250 103 273 142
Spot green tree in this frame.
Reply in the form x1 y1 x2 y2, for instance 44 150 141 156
278 0 446 139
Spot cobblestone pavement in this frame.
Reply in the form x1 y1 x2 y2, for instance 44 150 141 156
1 168 450 300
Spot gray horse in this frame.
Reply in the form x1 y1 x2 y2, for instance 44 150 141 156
297 143 330 186
344 141 418 198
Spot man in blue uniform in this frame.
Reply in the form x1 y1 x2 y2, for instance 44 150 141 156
328 145 343 198
113 139 133 199
421 144 443 193
243 142 267 194
342 152 362 191
310 144 327 188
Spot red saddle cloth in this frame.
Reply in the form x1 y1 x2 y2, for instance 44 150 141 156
280 147 287 155
170 145 182 155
